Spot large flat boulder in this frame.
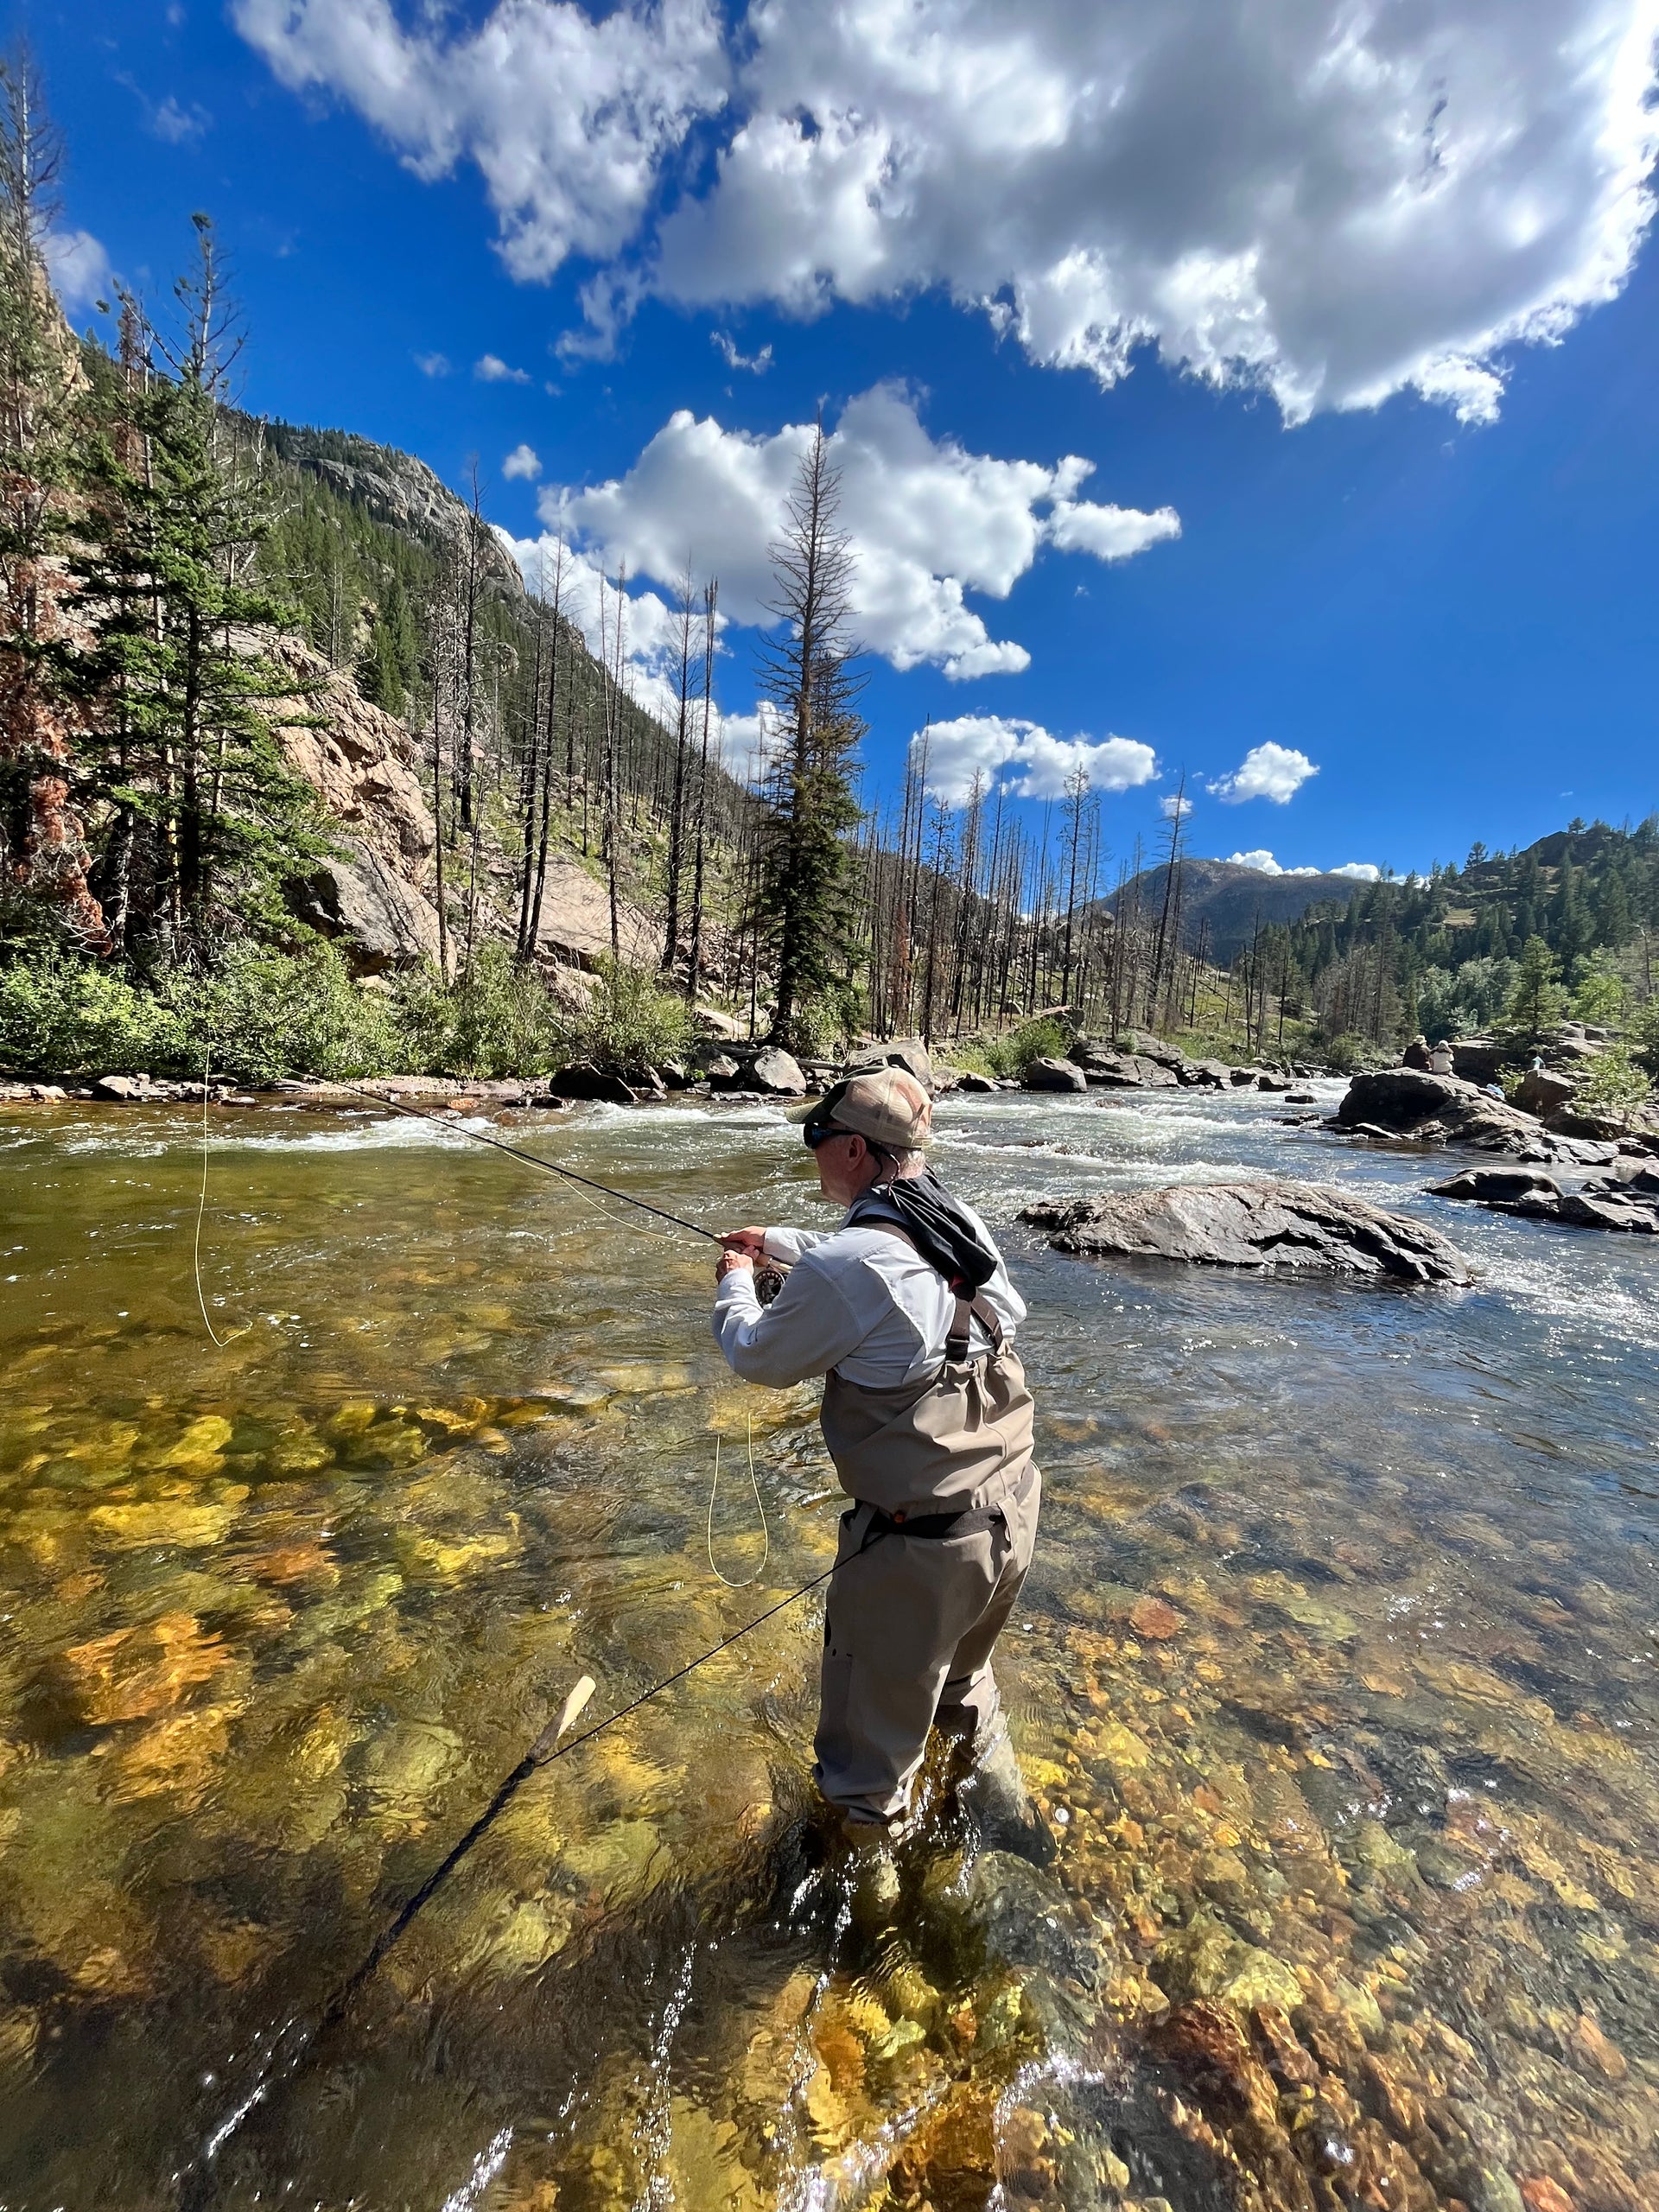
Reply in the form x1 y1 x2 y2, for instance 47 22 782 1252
548 1062 636 1105
1024 1056 1088 1093
1333 1069 1612 1164
1429 1166 1561 1205
1080 1050 1180 1089
1021 1179 1473 1285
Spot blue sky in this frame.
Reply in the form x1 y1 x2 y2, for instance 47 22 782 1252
27 0 1659 884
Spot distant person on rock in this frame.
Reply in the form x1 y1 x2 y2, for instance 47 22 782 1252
710 1067 1044 1861
1403 1035 1432 1071
1428 1041 1455 1077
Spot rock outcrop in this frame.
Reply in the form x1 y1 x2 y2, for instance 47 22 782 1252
1022 1179 1473 1285
527 854 658 971
270 636 443 974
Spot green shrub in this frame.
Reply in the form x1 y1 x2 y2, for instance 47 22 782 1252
1319 1033 1373 1075
391 942 568 1078
0 941 410 1083
572 958 690 1072
1573 1045 1653 1127
983 1016 1071 1079
156 942 409 1083
0 951 178 1077
1573 955 1628 1027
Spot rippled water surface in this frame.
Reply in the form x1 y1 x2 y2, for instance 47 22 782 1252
1 1086 1656 2211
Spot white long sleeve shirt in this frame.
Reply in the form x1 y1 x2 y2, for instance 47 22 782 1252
712 1193 1027 1391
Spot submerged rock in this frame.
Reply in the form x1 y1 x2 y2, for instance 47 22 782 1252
1022 1179 1473 1284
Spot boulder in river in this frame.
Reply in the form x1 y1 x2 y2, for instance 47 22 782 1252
955 1070 998 1092
1429 1166 1561 1206
1024 1056 1088 1093
1514 1068 1576 1116
548 1061 637 1106
1021 1178 1473 1284
1334 1069 1613 1164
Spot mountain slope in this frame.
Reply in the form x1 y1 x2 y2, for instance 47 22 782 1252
1106 856 1378 961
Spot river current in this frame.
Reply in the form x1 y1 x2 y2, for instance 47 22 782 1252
0 1085 1655 2211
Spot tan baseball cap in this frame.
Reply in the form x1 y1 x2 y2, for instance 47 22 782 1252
787 1066 933 1149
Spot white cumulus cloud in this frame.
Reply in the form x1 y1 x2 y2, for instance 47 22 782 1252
539 383 1177 678
475 353 530 384
1227 849 1380 881
503 443 542 481
915 715 1158 808
1208 743 1319 804
232 0 728 278
239 0 1659 424
45 229 112 314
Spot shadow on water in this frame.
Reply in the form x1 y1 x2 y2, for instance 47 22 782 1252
0 1090 1656 2208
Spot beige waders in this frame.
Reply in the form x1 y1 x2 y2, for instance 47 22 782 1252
813 1276 1040 1826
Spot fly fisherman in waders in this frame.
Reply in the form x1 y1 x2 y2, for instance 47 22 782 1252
712 1067 1045 1869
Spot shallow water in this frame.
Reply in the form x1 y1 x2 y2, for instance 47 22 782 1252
0 1086 1656 2211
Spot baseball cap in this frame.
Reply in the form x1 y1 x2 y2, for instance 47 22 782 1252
787 1066 933 1149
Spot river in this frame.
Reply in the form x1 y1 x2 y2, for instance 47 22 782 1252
0 1085 1655 2211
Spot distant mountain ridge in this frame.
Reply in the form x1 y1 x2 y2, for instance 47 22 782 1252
1104 855 1383 961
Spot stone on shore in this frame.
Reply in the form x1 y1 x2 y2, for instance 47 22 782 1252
747 1047 807 1096
955 1071 998 1093
845 1037 932 1087
1024 1056 1089 1093
1021 1179 1473 1285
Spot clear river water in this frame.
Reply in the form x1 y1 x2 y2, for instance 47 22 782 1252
0 1084 1656 2212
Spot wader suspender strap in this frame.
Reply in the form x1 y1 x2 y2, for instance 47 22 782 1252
944 1290 1005 1364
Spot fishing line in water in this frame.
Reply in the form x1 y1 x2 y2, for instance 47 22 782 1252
706 1411 769 1587
193 1054 251 1349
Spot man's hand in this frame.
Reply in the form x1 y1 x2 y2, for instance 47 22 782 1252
715 1247 756 1282
720 1227 767 1258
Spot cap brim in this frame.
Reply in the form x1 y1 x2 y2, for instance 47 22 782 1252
784 1095 827 1124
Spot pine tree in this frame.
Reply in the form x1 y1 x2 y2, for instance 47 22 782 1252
1501 936 1567 1045
751 423 865 1051
67 218 330 951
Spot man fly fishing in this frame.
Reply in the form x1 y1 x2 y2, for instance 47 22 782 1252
713 1066 1044 1854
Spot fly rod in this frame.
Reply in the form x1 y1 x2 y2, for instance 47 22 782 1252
321 1077 726 1243
179 1552 851 2198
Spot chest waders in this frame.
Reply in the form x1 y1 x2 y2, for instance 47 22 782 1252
810 1201 1042 1827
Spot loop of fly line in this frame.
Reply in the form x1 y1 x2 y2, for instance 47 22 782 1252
706 1409 770 1588
194 1055 251 1349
